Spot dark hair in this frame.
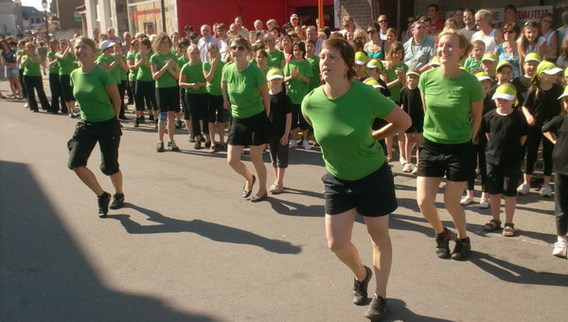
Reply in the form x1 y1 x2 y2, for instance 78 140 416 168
464 8 475 16
292 41 306 59
504 4 517 14
368 22 380 32
349 39 364 53
322 38 356 80
386 41 405 61
140 39 152 49
322 26 331 38
502 22 521 39
230 35 253 52
427 4 439 11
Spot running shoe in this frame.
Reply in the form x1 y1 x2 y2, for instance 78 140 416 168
435 227 452 259
156 141 165 152
97 192 111 218
539 185 552 197
365 294 387 321
109 193 125 209
411 166 418 175
460 195 474 206
353 266 372 305
168 140 180 151
302 140 311 150
451 237 471 260
552 238 567 258
517 183 530 195
289 139 298 149
402 163 414 173
478 198 490 209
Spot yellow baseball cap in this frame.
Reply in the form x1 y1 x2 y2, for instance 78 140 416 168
492 84 517 101
354 51 367 65
536 61 562 77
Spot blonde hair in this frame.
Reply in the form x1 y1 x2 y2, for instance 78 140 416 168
152 32 171 53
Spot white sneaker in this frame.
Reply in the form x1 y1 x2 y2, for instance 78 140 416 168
402 163 413 173
552 238 567 258
539 184 553 197
302 140 311 150
479 198 490 209
411 166 418 175
24 102 29 108
399 157 407 165
289 139 298 149
460 195 474 206
517 183 530 195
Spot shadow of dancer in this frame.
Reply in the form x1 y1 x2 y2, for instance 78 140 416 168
109 203 302 255
383 298 454 322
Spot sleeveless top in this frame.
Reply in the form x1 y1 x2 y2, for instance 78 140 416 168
365 40 385 60
472 29 498 53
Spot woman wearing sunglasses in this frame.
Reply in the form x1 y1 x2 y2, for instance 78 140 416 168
364 22 384 60
222 36 271 202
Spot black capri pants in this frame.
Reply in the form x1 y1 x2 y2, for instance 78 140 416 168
49 73 65 112
23 75 50 111
135 80 158 111
207 94 231 123
67 118 122 175
59 74 74 103
524 125 554 176
555 173 568 236
186 92 209 135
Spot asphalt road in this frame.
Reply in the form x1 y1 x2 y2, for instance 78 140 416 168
1 82 566 322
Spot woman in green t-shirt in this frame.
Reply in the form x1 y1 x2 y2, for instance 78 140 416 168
67 37 124 217
264 33 285 69
134 39 159 125
203 43 229 151
47 39 64 114
56 38 78 117
416 30 484 261
179 44 209 149
221 36 271 202
21 42 51 112
126 39 139 122
301 38 410 321
150 33 182 152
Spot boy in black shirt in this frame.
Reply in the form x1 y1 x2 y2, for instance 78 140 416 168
542 87 568 258
481 84 529 237
266 68 292 194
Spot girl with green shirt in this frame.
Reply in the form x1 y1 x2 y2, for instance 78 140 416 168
47 40 65 113
284 41 313 149
221 36 271 202
150 33 181 152
67 37 124 217
254 48 270 78
179 44 209 149
56 39 78 116
134 39 158 125
203 43 229 151
304 39 321 91
301 38 410 321
264 34 285 69
126 39 139 122
416 30 484 261
21 42 51 112
382 42 409 164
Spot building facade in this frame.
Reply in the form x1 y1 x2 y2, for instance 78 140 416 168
82 0 128 40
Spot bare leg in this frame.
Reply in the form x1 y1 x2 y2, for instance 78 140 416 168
276 167 286 186
208 122 216 146
504 196 516 224
158 118 166 142
444 181 469 238
489 193 501 220
404 133 413 164
249 144 267 196
523 173 533 186
227 145 254 190
325 209 367 281
385 135 393 161
417 176 444 234
73 166 104 196
109 170 123 194
364 215 392 298
397 133 405 163
167 112 176 141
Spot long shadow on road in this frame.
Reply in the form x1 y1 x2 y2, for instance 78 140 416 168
0 161 216 321
109 204 302 255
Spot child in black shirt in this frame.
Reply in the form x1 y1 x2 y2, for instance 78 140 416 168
481 84 529 237
266 68 292 194
399 69 423 175
542 87 568 258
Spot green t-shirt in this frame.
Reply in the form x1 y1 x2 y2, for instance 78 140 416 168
22 54 41 76
57 52 77 75
463 57 483 74
47 50 60 74
126 51 138 81
180 62 207 94
96 54 121 84
266 49 285 69
135 52 153 82
70 66 117 122
306 55 321 91
385 62 408 103
17 50 26 70
150 52 179 88
301 81 395 180
117 56 127 81
177 56 188 66
203 60 225 96
221 62 266 119
284 59 313 105
418 68 484 144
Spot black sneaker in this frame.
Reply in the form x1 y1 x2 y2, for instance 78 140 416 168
169 140 180 151
451 237 471 260
175 120 182 129
148 114 154 121
365 294 387 321
134 118 140 127
194 140 202 149
435 227 452 259
109 193 125 209
156 141 165 152
97 192 111 218
353 266 372 305
205 141 211 149
140 115 146 123
189 136 196 143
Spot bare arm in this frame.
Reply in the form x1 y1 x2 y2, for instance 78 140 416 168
204 60 218 82
221 81 230 110
104 84 121 118
260 84 270 116
372 105 411 140
281 113 292 146
470 100 483 139
151 61 170 80
543 132 557 144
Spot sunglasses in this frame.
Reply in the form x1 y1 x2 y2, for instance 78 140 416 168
230 45 246 51
367 30 377 34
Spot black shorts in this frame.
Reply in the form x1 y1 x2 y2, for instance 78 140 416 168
417 138 475 182
269 139 289 168
207 94 231 123
486 163 522 197
228 111 272 146
156 86 180 113
322 163 398 217
59 74 74 102
67 118 122 176
291 103 311 131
